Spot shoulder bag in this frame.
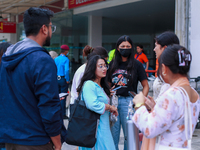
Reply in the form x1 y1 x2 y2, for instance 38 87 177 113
65 88 100 148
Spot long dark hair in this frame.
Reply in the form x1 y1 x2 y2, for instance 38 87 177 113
77 55 110 96
109 35 135 85
158 44 192 78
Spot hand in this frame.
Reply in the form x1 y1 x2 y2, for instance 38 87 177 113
145 96 156 111
54 145 61 150
110 90 115 97
110 85 116 97
51 135 61 150
111 85 115 90
60 97 65 101
66 81 69 84
110 105 118 116
132 92 145 105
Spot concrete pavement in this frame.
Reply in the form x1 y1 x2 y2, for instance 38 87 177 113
191 129 200 150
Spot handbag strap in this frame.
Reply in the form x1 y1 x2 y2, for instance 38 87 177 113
178 87 192 150
69 88 83 121
156 87 192 150
77 88 83 101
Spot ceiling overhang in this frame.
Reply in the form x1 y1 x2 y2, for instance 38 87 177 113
0 0 62 18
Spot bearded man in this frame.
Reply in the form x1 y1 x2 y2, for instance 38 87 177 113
0 7 67 150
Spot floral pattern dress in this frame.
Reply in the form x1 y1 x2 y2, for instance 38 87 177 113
132 87 200 148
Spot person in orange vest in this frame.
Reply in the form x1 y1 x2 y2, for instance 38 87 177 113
134 44 149 70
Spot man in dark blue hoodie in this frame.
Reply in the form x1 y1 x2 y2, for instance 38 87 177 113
0 7 67 150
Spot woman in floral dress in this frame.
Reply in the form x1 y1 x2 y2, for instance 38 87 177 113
132 44 200 149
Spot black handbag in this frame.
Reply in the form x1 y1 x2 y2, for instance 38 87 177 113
66 89 100 148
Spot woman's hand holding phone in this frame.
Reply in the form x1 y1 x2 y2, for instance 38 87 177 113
132 92 145 105
144 96 156 111
131 91 155 111
110 85 115 97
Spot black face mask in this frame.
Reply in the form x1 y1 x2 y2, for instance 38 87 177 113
119 48 132 57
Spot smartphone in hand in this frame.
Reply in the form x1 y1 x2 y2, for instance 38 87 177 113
112 86 122 91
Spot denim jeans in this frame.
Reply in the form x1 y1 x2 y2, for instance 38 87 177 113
111 96 132 150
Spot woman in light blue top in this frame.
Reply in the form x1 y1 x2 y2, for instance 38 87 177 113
77 55 118 150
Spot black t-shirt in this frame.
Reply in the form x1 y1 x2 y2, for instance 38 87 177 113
109 59 147 96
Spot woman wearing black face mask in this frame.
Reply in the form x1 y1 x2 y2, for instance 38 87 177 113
108 35 149 150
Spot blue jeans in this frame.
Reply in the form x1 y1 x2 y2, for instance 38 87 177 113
111 96 132 150
57 77 69 117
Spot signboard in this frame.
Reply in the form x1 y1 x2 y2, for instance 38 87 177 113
0 22 16 33
68 0 104 9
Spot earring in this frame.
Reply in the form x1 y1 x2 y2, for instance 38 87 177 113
162 72 166 76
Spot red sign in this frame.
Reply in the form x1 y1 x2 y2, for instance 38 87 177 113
68 0 104 9
0 22 16 33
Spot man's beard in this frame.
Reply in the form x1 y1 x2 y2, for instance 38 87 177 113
43 33 51 46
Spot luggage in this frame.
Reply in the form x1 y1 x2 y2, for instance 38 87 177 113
126 120 140 150
125 100 140 150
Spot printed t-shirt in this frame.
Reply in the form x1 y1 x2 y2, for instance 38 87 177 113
109 59 147 97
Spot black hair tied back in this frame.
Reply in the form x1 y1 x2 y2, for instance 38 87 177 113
160 44 192 76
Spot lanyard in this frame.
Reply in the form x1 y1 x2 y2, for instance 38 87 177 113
135 52 142 60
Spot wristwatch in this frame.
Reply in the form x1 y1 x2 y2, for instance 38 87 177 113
134 103 145 110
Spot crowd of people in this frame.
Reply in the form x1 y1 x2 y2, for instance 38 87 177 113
0 6 199 150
